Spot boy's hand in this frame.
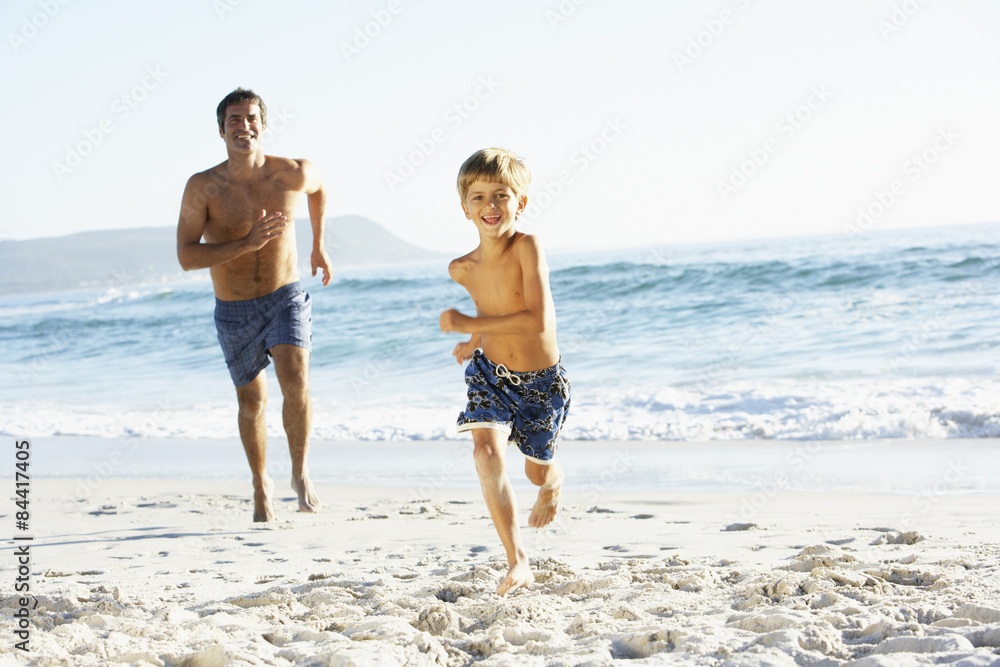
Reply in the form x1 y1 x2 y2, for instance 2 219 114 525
452 338 477 364
439 308 467 333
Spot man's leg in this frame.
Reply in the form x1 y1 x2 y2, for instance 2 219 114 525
471 428 533 595
235 372 275 522
270 344 321 513
525 458 564 528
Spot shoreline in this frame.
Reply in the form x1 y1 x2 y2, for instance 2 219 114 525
8 435 1000 496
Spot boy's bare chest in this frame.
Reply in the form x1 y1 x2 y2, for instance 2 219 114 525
468 262 524 313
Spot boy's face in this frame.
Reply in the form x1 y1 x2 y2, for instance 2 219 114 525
461 180 527 239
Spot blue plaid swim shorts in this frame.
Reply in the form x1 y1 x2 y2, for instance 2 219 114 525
214 282 311 387
457 349 571 464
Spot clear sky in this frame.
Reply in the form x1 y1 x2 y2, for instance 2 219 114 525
4 0 998 252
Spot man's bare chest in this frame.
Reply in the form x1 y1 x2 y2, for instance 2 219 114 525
206 181 300 238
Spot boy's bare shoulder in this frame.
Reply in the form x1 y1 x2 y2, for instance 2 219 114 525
448 248 479 284
511 233 548 268
511 232 542 253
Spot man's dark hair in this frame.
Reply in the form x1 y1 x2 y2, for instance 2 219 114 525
216 88 267 132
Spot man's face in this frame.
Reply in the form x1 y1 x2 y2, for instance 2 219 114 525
220 101 265 154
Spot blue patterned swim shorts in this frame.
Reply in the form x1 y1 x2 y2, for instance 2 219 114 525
457 349 571 464
214 282 311 387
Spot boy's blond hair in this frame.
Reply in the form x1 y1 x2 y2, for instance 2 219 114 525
457 148 532 201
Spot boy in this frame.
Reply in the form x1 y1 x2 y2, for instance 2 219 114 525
439 148 571 596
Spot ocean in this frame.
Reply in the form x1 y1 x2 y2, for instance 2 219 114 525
2 222 998 444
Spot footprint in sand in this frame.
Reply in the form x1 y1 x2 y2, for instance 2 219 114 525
723 522 758 532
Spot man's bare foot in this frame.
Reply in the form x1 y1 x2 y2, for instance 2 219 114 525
528 469 564 528
291 474 322 513
253 475 275 522
497 560 534 596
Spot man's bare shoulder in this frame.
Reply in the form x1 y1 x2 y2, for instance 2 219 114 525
264 155 299 170
187 161 228 184
267 156 316 190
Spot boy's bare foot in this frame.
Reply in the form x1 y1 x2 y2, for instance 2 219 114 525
497 560 534 596
253 474 276 522
291 474 322 513
528 468 564 528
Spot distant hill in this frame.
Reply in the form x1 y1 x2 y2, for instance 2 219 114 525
0 216 445 294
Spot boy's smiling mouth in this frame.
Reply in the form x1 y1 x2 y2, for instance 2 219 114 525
482 214 501 225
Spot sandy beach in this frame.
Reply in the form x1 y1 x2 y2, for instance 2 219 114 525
2 438 1000 665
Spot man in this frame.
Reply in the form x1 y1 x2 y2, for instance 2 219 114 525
177 88 331 521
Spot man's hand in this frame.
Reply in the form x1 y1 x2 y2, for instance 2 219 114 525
439 308 469 333
311 246 333 286
245 209 288 251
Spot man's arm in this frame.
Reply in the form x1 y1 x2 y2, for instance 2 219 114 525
439 236 553 335
301 160 332 286
176 174 287 271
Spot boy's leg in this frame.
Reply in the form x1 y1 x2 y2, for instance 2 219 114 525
271 343 321 513
525 459 564 528
235 371 275 522
471 428 533 595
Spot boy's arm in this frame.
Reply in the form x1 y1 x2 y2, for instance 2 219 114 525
176 175 287 271
451 334 482 364
440 236 552 335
